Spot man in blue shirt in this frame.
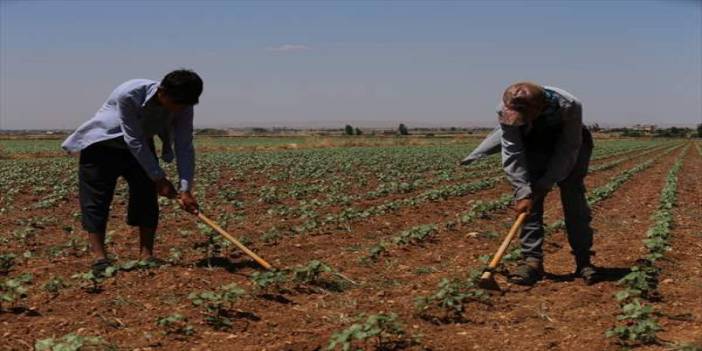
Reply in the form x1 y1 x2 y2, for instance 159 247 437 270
62 69 202 274
462 82 596 286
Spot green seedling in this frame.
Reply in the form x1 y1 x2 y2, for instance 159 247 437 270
327 313 412 351
188 283 246 330
35 332 105 351
157 314 195 338
0 273 32 310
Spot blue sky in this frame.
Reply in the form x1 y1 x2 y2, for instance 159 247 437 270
1 0 700 129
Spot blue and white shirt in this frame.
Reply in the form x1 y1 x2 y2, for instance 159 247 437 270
61 79 195 192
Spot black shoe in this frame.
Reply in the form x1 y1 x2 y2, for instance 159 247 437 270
91 258 112 277
576 264 598 285
508 257 544 286
575 255 597 285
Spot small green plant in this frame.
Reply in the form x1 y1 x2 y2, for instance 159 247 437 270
606 299 661 345
259 186 279 204
415 272 488 322
327 313 412 351
261 227 282 243
188 283 246 330
292 260 347 292
365 242 389 262
168 247 183 264
157 314 195 338
119 259 161 271
42 276 69 296
250 270 289 292
72 266 118 293
616 265 659 302
0 273 32 310
0 253 16 274
392 225 437 245
35 332 105 351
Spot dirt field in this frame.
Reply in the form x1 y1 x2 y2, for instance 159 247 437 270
1 137 700 350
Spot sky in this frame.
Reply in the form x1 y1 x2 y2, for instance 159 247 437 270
1 0 700 130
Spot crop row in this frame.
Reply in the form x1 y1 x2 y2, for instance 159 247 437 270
606 145 687 347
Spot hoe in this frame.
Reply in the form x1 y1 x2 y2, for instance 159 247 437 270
179 200 274 270
478 212 528 291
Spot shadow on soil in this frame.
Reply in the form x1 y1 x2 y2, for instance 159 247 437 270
3 307 42 316
194 256 260 273
544 266 631 284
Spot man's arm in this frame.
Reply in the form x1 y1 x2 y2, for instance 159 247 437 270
117 95 166 181
501 125 532 200
173 106 195 193
460 126 502 165
533 101 583 192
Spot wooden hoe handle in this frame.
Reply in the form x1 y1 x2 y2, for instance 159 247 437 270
481 212 529 280
179 200 274 270
196 212 274 270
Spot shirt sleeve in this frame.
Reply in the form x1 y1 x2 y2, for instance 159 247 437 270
460 126 502 164
173 106 195 192
501 125 532 200
534 101 583 191
117 95 166 181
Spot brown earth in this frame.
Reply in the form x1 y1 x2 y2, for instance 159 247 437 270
1 142 699 350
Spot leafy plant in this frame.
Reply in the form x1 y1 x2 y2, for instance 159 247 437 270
616 265 659 302
72 266 118 293
365 242 389 262
250 270 289 292
327 313 412 351
42 276 69 296
292 260 348 292
0 273 32 310
157 314 195 338
606 299 661 345
392 225 437 245
35 332 105 351
188 283 246 330
415 270 488 322
119 259 161 271
0 253 16 274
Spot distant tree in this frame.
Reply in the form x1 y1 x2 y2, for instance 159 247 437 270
354 127 363 136
621 129 643 137
654 127 691 138
398 123 409 136
697 124 702 138
344 124 354 136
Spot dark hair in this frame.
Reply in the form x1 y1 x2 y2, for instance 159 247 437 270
160 69 203 105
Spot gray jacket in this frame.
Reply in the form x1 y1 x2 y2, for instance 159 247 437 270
462 86 583 200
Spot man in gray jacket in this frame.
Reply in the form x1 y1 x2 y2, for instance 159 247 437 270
461 82 596 285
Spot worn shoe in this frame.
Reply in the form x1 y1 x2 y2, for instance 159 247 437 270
575 255 598 285
508 257 544 286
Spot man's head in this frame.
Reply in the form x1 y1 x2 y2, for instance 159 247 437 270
157 69 203 113
499 82 547 126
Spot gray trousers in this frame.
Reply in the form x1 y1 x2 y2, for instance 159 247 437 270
520 134 594 260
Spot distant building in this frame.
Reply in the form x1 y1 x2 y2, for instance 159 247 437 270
632 124 656 132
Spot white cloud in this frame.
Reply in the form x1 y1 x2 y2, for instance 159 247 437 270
266 44 310 52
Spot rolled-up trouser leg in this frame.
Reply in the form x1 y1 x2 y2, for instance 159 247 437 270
518 194 546 259
558 130 594 258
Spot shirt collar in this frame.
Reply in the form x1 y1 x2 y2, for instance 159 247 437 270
142 82 160 108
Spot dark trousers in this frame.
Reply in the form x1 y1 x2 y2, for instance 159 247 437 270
79 142 159 234
520 130 594 260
